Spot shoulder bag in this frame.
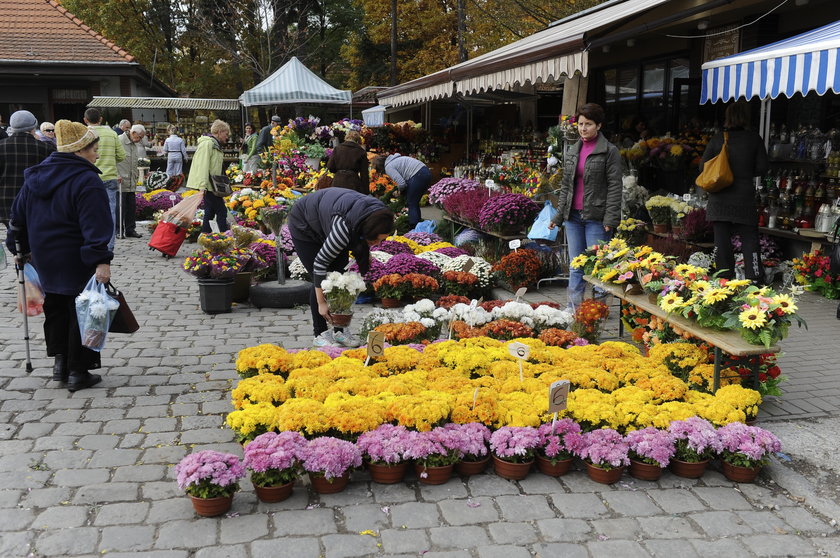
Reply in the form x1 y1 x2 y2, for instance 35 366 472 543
106 282 140 334
210 174 232 197
695 132 734 193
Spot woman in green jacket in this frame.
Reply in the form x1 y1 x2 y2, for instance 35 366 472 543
187 119 230 232
241 122 259 173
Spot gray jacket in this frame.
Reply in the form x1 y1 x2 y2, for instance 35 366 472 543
117 134 145 193
384 153 425 191
552 133 623 228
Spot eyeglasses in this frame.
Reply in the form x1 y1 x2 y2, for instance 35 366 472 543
44 129 55 132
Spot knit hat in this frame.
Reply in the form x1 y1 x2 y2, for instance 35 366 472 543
8 110 38 134
55 119 98 153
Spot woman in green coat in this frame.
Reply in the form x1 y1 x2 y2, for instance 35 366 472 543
241 122 259 173
187 119 230 232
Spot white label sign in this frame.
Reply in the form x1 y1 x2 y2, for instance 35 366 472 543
461 259 475 273
508 342 530 360
548 380 571 413
683 193 691 202
514 287 527 301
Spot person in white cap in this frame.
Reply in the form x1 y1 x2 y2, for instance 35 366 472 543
0 110 55 227
116 124 146 238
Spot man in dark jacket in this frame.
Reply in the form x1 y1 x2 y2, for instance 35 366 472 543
256 115 283 154
326 130 369 194
0 110 55 226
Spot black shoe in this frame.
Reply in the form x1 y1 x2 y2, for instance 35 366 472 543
67 370 102 393
125 231 142 238
52 355 69 383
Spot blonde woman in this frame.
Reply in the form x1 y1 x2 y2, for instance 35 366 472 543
186 119 230 232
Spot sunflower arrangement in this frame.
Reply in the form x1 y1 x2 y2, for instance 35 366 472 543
722 285 806 348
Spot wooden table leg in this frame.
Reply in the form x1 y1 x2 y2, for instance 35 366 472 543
713 347 722 393
749 356 760 390
618 299 624 338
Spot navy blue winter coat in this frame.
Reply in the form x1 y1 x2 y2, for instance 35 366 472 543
6 152 113 295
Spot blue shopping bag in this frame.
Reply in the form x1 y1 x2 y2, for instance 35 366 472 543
527 200 558 242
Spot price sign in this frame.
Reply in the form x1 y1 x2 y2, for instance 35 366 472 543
508 342 530 360
508 239 521 251
682 193 692 202
548 380 571 413
366 331 385 359
485 179 495 189
514 287 527 301
461 259 475 274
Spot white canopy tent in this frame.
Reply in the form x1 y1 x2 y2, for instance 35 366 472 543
700 19 840 143
361 105 388 127
239 57 352 106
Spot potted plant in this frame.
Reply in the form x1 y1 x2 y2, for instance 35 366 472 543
571 299 610 344
670 200 691 236
645 196 674 233
717 422 781 482
624 427 676 481
491 249 542 291
667 416 723 478
356 424 412 484
301 143 327 169
183 233 245 314
576 428 630 484
321 271 367 327
403 428 461 485
373 273 439 307
440 270 479 298
478 193 540 235
445 422 492 476
299 436 362 494
489 426 540 480
175 450 246 516
536 420 583 477
243 431 307 502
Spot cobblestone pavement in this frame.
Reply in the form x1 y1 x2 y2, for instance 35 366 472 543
2 233 840 558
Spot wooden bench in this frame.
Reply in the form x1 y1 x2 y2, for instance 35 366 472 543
584 276 779 392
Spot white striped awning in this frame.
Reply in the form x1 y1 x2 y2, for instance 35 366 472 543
701 19 840 104
239 56 351 106
377 81 454 107
88 96 240 111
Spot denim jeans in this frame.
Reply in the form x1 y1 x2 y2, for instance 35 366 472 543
405 166 432 228
564 209 613 308
201 191 229 233
102 179 119 251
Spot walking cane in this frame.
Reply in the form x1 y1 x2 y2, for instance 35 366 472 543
10 225 34 373
117 183 124 239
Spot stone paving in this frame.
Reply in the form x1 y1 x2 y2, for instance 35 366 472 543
1 232 840 557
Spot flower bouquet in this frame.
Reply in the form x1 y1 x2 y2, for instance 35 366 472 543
667 416 722 478
489 426 540 479
716 422 781 482
299 436 362 493
356 424 412 483
404 427 462 484
243 431 307 502
198 232 234 253
536 420 583 476
175 450 246 516
571 299 609 343
440 270 479 297
576 428 629 484
792 250 840 299
624 427 676 480
722 284 805 348
321 271 366 325
478 193 540 234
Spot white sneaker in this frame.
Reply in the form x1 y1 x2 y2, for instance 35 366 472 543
333 331 362 348
313 331 336 347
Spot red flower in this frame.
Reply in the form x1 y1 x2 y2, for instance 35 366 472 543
768 366 781 379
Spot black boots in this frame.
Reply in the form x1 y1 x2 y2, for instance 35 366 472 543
52 355 69 383
67 370 102 393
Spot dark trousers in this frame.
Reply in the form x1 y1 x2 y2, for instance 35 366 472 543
44 292 100 372
202 191 229 233
405 166 432 228
118 192 137 235
291 235 349 337
713 221 763 282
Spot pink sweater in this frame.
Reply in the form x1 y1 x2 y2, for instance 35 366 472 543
572 138 598 211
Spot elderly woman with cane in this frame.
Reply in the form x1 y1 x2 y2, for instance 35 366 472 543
6 119 113 392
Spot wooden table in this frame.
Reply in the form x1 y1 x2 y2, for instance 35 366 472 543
584 276 779 391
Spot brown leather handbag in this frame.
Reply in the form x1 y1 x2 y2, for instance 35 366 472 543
106 283 140 334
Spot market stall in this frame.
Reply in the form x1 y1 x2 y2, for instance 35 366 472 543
239 56 352 112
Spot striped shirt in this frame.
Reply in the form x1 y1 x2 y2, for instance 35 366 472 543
313 215 351 287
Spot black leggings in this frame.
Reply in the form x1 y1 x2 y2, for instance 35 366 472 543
44 292 101 372
712 221 762 282
291 237 349 337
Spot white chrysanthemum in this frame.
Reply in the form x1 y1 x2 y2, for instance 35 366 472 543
416 251 451 268
432 307 450 321
532 305 573 330
420 317 436 328
441 256 493 288
491 301 535 321
289 258 309 281
409 299 436 314
370 251 393 263
448 303 491 327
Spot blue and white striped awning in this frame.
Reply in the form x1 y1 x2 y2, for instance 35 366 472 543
701 19 840 104
239 57 351 106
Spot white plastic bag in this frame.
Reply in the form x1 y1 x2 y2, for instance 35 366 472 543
75 276 120 352
17 263 45 316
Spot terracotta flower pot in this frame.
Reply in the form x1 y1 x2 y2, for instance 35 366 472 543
722 461 761 483
414 463 454 485
669 458 709 479
254 482 294 503
368 462 408 484
629 459 664 481
455 456 490 476
189 494 233 517
585 462 624 485
671 225 683 237
380 297 404 309
653 223 669 234
308 472 350 494
536 455 572 477
329 313 353 327
492 455 533 480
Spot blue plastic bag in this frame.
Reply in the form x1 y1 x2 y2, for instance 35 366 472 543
75 276 120 352
528 200 559 242
410 220 437 234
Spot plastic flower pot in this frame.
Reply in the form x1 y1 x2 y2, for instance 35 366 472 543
254 482 294 503
455 456 490 476
535 455 572 477
308 472 350 494
492 456 533 480
189 494 233 517
197 278 234 314
669 458 709 479
722 461 761 483
629 459 663 481
232 272 253 303
368 462 408 484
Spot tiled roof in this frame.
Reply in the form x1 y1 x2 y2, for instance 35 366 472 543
0 0 135 64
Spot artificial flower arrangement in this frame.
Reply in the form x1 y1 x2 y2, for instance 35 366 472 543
243 431 307 487
537 420 584 464
722 284 806 348
226 189 279 223
198 232 234 253
175 450 245 499
299 436 362 481
428 177 482 206
716 421 781 469
478 193 540 233
440 270 479 297
492 249 542 290
615 217 648 246
183 233 251 280
321 271 367 316
792 249 840 299
355 424 412 465
667 416 723 463
373 273 439 300
575 428 630 471
489 426 541 463
624 426 676 468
